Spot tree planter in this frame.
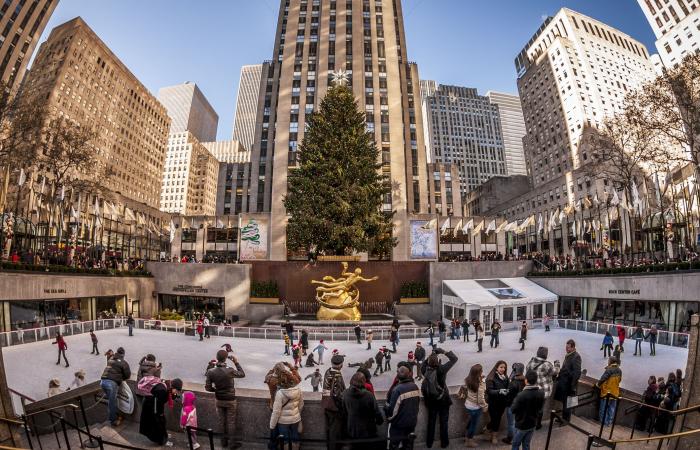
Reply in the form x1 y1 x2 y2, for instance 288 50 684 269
317 255 361 262
250 297 280 304
400 297 430 304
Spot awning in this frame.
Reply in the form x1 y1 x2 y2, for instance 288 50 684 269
442 277 557 308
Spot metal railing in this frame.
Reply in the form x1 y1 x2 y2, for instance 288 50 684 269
554 318 690 348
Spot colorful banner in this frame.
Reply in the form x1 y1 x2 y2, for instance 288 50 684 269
240 217 268 260
409 220 437 260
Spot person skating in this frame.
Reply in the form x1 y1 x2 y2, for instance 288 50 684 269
645 325 657 356
342 372 384 450
390 325 398 352
322 354 347 450
485 360 510 444
313 340 328 364
601 331 614 359
205 349 246 449
373 348 385 376
632 325 645 356
475 322 484 353
593 357 622 446
525 346 559 429
406 351 418 378
437 320 447 343
305 368 322 392
126 314 135 336
554 339 582 424
616 324 626 353
510 370 545 450
460 364 487 448
282 320 294 337
383 346 392 372
203 316 211 339
366 330 373 350
490 320 502 348
354 324 362 344
385 365 420 450
53 332 69 367
100 347 131 426
420 347 458 448
304 353 318 367
299 329 309 356
462 319 470 342
90 329 99 355
519 321 528 351
283 333 291 356
291 344 301 368
543 314 551 332
414 342 426 381
425 322 435 347
196 319 204 341
613 344 622 364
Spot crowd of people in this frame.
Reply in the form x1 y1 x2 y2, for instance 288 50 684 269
5 248 148 272
531 249 700 273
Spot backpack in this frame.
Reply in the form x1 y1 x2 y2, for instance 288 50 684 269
423 367 445 401
137 375 164 397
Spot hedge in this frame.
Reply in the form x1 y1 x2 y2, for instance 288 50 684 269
0 261 152 277
400 281 429 298
251 280 279 298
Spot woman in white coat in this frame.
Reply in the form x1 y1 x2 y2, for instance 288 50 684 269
269 369 304 450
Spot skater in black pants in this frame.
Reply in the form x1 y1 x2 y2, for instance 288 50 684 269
384 347 392 372
354 324 362 344
476 323 484 353
90 329 99 355
490 320 501 348
462 320 470 342
53 333 69 367
519 322 528 351
373 349 384 376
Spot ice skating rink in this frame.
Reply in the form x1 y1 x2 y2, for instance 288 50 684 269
5 326 687 401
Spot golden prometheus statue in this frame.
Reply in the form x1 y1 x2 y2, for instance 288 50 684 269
312 262 378 321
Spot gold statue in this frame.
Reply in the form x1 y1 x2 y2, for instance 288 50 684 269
312 262 378 321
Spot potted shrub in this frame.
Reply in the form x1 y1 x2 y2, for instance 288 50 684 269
250 280 280 304
399 281 429 304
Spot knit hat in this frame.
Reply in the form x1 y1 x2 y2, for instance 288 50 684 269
170 378 183 391
331 354 344 366
332 349 340 354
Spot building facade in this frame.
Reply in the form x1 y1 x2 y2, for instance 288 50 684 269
251 0 430 260
0 0 58 92
486 91 527 176
201 140 252 216
426 162 462 216
420 82 508 196
465 175 530 217
232 64 263 149
637 0 700 68
158 82 219 142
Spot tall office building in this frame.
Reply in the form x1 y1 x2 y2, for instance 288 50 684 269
202 140 252 216
486 91 527 177
0 0 58 92
637 0 700 68
158 82 219 142
24 17 171 210
420 82 507 196
253 0 429 260
232 64 263 149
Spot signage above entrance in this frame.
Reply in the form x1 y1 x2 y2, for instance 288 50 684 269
608 289 640 295
43 288 67 294
172 285 209 294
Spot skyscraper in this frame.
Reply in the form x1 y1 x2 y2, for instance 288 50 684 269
252 0 429 261
637 0 700 68
232 64 263 150
420 82 507 196
0 0 58 92
486 91 527 177
158 82 219 142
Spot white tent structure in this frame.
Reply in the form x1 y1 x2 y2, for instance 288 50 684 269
441 278 558 331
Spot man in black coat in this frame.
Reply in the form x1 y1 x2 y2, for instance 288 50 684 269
385 366 420 449
354 324 362 344
342 372 384 450
420 347 458 448
511 370 545 450
554 339 582 422
414 342 426 380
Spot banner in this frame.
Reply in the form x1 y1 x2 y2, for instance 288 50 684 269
240 217 268 260
410 220 437 260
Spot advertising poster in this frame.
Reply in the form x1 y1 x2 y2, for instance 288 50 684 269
240 217 268 260
410 220 438 260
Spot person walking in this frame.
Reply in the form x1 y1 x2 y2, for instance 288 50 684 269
366 330 373 350
126 314 135 336
342 372 384 450
205 349 246 449
437 320 446 343
425 322 435 347
385 365 420 450
313 340 328 364
462 319 470 342
616 324 626 353
485 360 510 444
322 354 347 450
554 339 582 423
645 325 657 356
476 323 484 353
139 377 183 447
593 357 622 446
354 324 362 344
299 329 309 356
100 347 131 427
53 333 69 367
525 346 559 429
510 370 545 450
414 342 426 381
89 329 99 355
420 347 458 449
519 321 528 351
269 370 304 450
503 363 526 445
203 316 211 339
373 348 385 376
490 320 501 348
305 368 322 392
459 364 488 448
601 332 614 359
543 314 551 332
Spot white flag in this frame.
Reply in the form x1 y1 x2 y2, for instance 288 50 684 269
471 220 484 236
496 220 508 233
169 220 175 243
18 168 26 186
60 185 65 201
462 218 473 233
537 213 543 234
452 218 463 236
485 219 496 234
421 218 437 230
440 218 450 236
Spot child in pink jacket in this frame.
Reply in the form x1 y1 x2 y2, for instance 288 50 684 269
180 391 199 449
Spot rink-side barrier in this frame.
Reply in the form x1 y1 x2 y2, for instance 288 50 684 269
0 317 690 349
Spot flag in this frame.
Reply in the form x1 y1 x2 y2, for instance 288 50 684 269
632 181 641 213
216 217 225 228
124 207 136 223
496 220 508 233
440 218 450 235
549 209 558 230
558 209 566 223
452 218 463 236
537 213 543 234
70 206 78 220
462 218 473 233
421 218 437 230
593 193 600 206
18 168 26 186
505 220 518 232
137 212 146 226
472 220 484 236
564 204 574 216
485 219 496 234
574 200 582 212
59 185 65 201
169 220 175 243
583 196 592 209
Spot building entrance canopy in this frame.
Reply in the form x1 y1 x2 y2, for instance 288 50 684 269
442 277 557 308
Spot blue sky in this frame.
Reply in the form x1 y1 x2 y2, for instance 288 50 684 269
34 0 657 141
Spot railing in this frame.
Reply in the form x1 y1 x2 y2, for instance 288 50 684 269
554 318 690 348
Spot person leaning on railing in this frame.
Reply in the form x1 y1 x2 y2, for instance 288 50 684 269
593 356 622 447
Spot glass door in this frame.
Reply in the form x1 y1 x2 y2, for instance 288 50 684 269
482 309 493 331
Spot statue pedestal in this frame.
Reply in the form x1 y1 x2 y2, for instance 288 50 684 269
316 305 361 321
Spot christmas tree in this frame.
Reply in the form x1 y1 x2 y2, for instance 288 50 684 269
284 83 396 258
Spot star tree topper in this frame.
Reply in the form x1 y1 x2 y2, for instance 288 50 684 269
331 69 350 87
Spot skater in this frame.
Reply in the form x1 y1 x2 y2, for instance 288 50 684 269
203 316 211 339
490 320 501 348
305 368 322 392
438 319 446 343
601 331 614 358
390 325 398 352
69 369 86 390
392 319 401 346
616 324 626 353
181 391 200 450
53 332 69 367
645 325 657 356
283 333 291 355
613 344 622 364
425 322 435 347
373 348 385 376
299 329 309 356
196 319 204 341
384 346 392 372
313 340 328 364
519 321 528 351
414 342 426 380
632 325 645 356
476 322 484 352
543 314 551 332
282 320 294 338
291 344 302 368
126 314 135 336
354 324 362 344
90 329 99 355
305 352 319 367
366 330 373 350
462 319 470 342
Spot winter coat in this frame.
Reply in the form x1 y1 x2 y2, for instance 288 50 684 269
270 385 304 428
632 327 644 340
526 356 559 398
101 354 131 385
420 350 458 407
138 359 161 381
366 332 373 343
384 379 420 433
506 375 526 406
90 333 98 343
54 336 68 350
461 321 470 333
476 328 484 340
597 363 622 399
555 351 582 399
602 335 614 346
511 385 545 430
375 350 385 365
342 385 383 439
180 391 197 429
414 346 426 362
300 332 309 348
491 323 501 335
617 326 626 344
461 380 488 411
305 372 322 388
520 326 528 340
486 373 510 409
205 362 245 401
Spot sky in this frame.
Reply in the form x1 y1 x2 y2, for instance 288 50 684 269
33 0 657 141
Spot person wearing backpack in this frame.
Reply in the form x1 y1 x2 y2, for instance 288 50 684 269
205 349 245 449
100 347 131 427
322 354 346 450
420 347 458 448
459 364 487 448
